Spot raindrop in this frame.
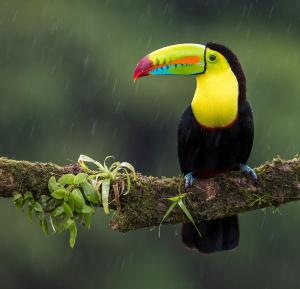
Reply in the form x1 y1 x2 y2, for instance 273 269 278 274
12 9 18 23
50 64 57 75
235 21 242 33
65 80 70 90
245 28 252 41
115 101 121 113
287 22 292 34
260 214 266 229
241 4 248 18
268 5 274 18
167 112 173 121
145 35 152 51
91 120 98 137
68 123 74 134
29 126 35 137
163 3 169 15
112 79 118 95
50 19 60 34
247 2 253 17
84 55 90 69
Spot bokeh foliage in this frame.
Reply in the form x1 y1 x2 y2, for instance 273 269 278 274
0 1 299 289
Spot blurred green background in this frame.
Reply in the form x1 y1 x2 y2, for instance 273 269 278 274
0 1 299 288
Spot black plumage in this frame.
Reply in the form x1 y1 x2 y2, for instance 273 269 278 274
178 43 254 253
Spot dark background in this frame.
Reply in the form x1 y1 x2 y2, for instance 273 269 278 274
0 1 299 288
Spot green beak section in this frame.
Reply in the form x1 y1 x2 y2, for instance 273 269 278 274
134 43 206 80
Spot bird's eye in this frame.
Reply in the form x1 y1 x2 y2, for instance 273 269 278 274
208 54 217 62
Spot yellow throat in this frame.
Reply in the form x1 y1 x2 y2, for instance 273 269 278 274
191 67 239 128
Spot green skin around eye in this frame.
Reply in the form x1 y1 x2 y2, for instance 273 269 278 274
208 55 217 62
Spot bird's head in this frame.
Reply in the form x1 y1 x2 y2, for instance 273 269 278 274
133 42 244 82
133 42 246 128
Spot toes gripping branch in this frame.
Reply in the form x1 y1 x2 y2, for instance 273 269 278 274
184 172 195 188
239 164 257 182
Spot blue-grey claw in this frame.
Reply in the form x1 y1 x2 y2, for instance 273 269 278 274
184 172 195 188
239 164 257 182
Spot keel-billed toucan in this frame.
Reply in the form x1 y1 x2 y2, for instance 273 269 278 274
134 42 256 254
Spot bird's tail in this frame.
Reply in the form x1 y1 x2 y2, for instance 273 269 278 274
181 215 239 254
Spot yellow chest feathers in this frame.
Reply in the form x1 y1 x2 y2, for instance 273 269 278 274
191 68 239 128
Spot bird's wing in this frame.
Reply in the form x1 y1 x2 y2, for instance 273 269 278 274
237 101 254 164
177 106 201 175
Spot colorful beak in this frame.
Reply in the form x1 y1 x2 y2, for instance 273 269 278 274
133 43 206 80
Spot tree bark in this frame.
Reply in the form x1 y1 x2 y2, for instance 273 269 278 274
0 156 299 232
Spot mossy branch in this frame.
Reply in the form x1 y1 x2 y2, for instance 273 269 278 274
0 156 299 232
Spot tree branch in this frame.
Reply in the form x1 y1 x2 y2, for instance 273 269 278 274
0 156 299 232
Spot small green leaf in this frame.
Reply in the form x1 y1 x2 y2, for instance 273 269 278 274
14 198 24 210
81 181 99 205
95 182 102 203
13 193 23 201
71 188 86 212
34 202 44 213
78 154 105 171
53 206 64 217
28 204 33 220
36 212 46 221
123 169 131 195
48 176 63 193
67 196 75 211
178 199 201 237
49 216 56 233
24 191 33 200
82 213 92 229
63 202 73 217
109 161 121 172
58 174 75 186
51 215 69 234
68 222 77 248
45 199 60 211
40 219 49 236
81 205 95 214
166 193 186 202
158 201 177 238
64 217 74 230
101 179 110 214
74 173 88 185
104 155 115 169
99 172 110 179
66 184 74 191
40 195 51 203
51 189 69 200
120 162 136 180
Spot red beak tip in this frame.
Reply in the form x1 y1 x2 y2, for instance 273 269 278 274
133 72 139 81
133 55 153 81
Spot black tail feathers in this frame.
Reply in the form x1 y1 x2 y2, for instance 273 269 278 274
181 215 239 254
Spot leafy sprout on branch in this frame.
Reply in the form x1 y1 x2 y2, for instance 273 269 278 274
158 179 201 238
12 154 136 248
78 154 136 214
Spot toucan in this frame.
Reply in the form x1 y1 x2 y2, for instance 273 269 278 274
133 42 256 254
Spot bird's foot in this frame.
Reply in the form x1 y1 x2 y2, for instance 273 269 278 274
239 164 257 182
184 172 195 189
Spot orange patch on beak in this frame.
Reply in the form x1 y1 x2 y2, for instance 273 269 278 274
172 56 201 64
